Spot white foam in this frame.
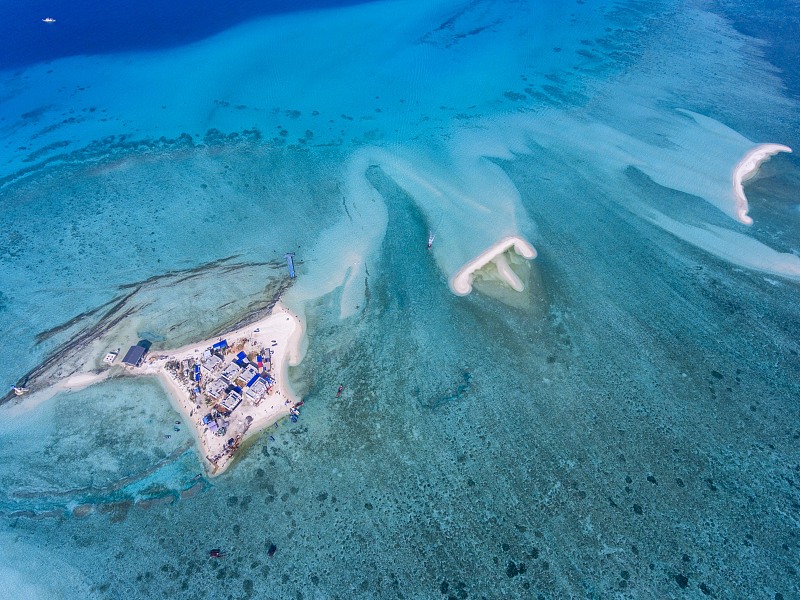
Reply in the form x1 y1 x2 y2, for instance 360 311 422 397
1 0 794 326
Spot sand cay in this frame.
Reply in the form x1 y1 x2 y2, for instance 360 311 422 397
733 143 792 225
449 236 537 296
128 303 303 476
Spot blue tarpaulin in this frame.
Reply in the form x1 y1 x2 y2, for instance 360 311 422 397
246 374 260 387
236 351 247 360
213 340 228 350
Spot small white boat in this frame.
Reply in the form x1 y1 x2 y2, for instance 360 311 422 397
42 17 56 24
12 386 29 396
427 231 435 249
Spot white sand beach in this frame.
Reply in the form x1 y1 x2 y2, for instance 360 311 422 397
449 236 537 296
732 143 792 224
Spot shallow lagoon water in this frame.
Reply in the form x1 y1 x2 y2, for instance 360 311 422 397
1 0 799 598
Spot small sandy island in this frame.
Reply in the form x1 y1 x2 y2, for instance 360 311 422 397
449 236 537 296
733 143 792 225
144 303 303 476
52 303 303 477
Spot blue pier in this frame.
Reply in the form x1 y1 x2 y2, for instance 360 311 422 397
284 252 296 278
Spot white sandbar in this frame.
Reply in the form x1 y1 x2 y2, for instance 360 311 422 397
134 303 303 476
733 143 792 224
4 371 113 416
449 236 537 296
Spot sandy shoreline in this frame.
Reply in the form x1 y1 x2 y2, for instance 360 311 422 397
449 236 537 296
732 143 792 225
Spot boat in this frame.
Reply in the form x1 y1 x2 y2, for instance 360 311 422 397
12 386 29 396
336 385 344 397
209 548 223 558
42 17 56 23
427 231 435 249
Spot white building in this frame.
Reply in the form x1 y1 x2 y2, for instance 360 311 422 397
237 364 259 386
220 390 243 414
201 354 223 375
221 362 242 384
246 377 268 401
206 379 228 400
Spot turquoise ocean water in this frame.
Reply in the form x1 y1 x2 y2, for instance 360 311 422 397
1 0 798 597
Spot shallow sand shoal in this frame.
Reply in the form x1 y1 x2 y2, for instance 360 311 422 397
732 143 792 225
640 207 800 281
449 236 537 296
4 371 112 416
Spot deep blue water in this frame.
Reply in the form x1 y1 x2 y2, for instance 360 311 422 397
0 0 371 71
714 0 800 103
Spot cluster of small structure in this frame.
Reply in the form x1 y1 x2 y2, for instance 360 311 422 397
163 338 278 467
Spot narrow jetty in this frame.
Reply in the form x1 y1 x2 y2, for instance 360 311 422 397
284 253 296 278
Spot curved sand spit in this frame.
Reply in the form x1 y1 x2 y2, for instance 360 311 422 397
449 236 537 296
733 143 792 224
